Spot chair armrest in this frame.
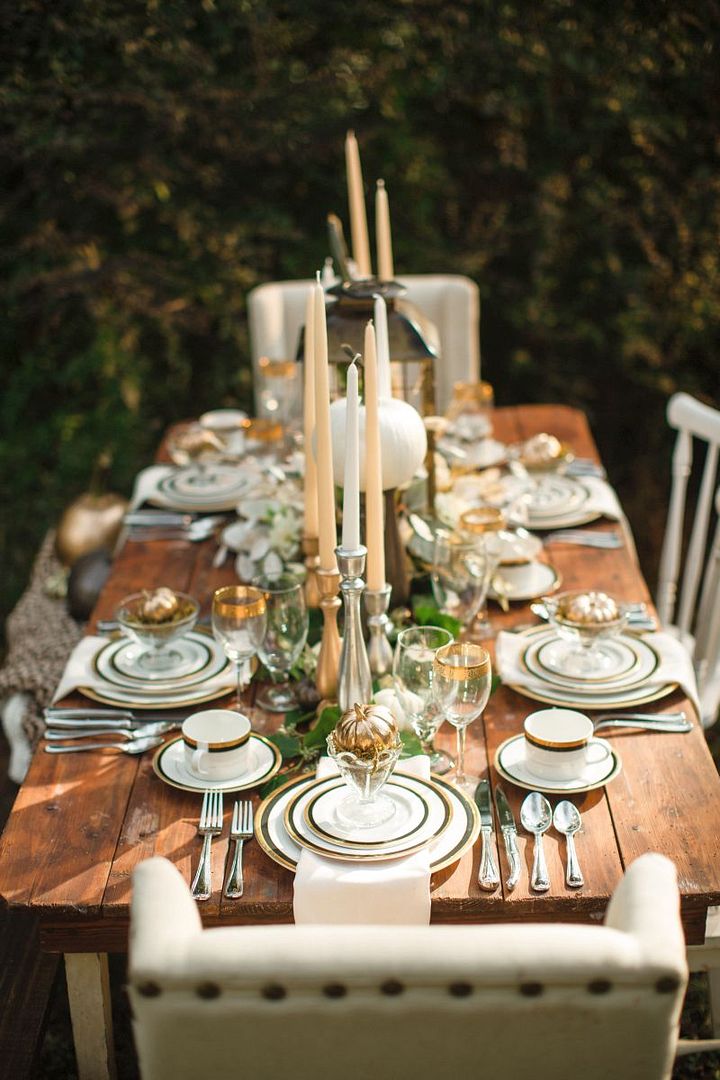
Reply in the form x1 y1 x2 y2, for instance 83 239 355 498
130 857 202 980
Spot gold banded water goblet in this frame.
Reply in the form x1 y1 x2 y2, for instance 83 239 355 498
433 642 492 794
211 586 267 713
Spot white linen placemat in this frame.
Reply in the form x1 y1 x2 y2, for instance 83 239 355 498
495 629 700 718
293 755 432 925
51 636 236 704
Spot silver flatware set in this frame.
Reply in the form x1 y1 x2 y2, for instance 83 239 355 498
190 791 254 902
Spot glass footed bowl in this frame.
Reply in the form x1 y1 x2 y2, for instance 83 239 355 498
326 732 403 829
542 590 629 677
116 591 200 674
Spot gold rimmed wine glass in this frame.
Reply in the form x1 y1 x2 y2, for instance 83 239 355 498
459 506 507 637
433 642 492 794
211 586 267 712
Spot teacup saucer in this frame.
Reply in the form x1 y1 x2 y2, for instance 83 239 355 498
152 733 281 793
491 561 560 603
494 733 621 794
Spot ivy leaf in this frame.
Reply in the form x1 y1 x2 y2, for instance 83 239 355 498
303 704 340 750
259 772 293 799
491 673 501 695
399 730 424 757
413 597 461 638
268 731 302 759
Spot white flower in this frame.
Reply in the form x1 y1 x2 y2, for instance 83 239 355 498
372 687 413 732
267 506 301 561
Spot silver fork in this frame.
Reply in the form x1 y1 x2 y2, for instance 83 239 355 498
191 790 224 901
224 800 254 899
544 530 623 548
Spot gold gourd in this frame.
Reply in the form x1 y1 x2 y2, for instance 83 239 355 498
55 491 128 567
332 702 399 757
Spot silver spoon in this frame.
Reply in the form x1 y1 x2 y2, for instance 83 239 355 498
44 735 163 755
553 800 584 888
520 792 552 892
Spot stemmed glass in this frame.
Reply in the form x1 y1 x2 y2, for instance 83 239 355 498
252 573 308 712
393 626 454 774
211 586 267 713
459 506 507 638
433 642 492 794
430 530 491 633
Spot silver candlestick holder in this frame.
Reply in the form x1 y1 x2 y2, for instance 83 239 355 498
364 583 393 678
336 545 373 712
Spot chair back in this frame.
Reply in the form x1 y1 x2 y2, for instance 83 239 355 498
656 392 720 723
129 853 686 1080
246 274 480 414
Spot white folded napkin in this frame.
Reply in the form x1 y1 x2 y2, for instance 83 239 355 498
52 636 236 704
293 755 432 925
495 629 700 718
574 476 623 521
128 465 176 511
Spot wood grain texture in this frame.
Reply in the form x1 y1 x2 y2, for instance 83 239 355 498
1 406 719 949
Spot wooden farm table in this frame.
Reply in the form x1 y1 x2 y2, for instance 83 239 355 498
1 404 720 1079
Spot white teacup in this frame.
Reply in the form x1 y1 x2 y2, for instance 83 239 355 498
523 708 611 781
182 709 251 781
199 409 247 457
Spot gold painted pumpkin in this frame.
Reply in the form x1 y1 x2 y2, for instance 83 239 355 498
55 492 128 567
331 702 400 757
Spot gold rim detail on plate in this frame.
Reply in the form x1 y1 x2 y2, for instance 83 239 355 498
506 679 677 710
152 734 281 794
303 778 432 848
255 771 480 874
212 586 266 619
523 635 660 689
492 563 561 603
288 776 452 858
92 628 229 690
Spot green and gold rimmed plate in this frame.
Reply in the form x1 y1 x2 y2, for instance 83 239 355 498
92 629 229 691
495 733 622 795
521 627 661 690
284 774 452 860
255 771 480 874
79 678 235 710
152 734 281 794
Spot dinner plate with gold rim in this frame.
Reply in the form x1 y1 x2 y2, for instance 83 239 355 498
490 561 561 604
526 475 589 519
494 733 622 794
79 677 235 709
152 734 281 794
287 775 452 858
521 631 660 691
507 677 676 710
255 772 480 873
93 630 229 690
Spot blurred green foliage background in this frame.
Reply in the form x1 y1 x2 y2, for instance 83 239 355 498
2 0 719 627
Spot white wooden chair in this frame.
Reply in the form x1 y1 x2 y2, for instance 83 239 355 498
656 392 720 727
128 852 720 1080
246 274 480 414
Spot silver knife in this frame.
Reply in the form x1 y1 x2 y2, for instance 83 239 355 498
44 707 187 724
495 785 521 891
473 780 500 891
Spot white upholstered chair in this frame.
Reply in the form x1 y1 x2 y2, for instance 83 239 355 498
127 853 714 1080
656 392 720 727
246 274 480 414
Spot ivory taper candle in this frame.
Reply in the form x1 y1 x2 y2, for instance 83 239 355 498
375 179 394 281
345 130 371 277
303 285 318 538
373 293 392 399
364 321 385 590
341 360 361 550
313 276 337 570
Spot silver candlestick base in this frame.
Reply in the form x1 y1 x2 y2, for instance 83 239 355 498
364 584 393 678
336 545 373 712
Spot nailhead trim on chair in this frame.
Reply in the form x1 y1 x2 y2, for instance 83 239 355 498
262 983 287 1001
196 982 221 1000
380 979 404 996
656 975 681 994
588 979 612 995
519 982 544 997
137 981 162 998
448 982 473 997
322 983 348 998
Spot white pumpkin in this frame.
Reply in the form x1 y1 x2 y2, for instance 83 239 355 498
329 396 428 492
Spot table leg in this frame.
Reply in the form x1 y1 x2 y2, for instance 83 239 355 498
65 953 117 1080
